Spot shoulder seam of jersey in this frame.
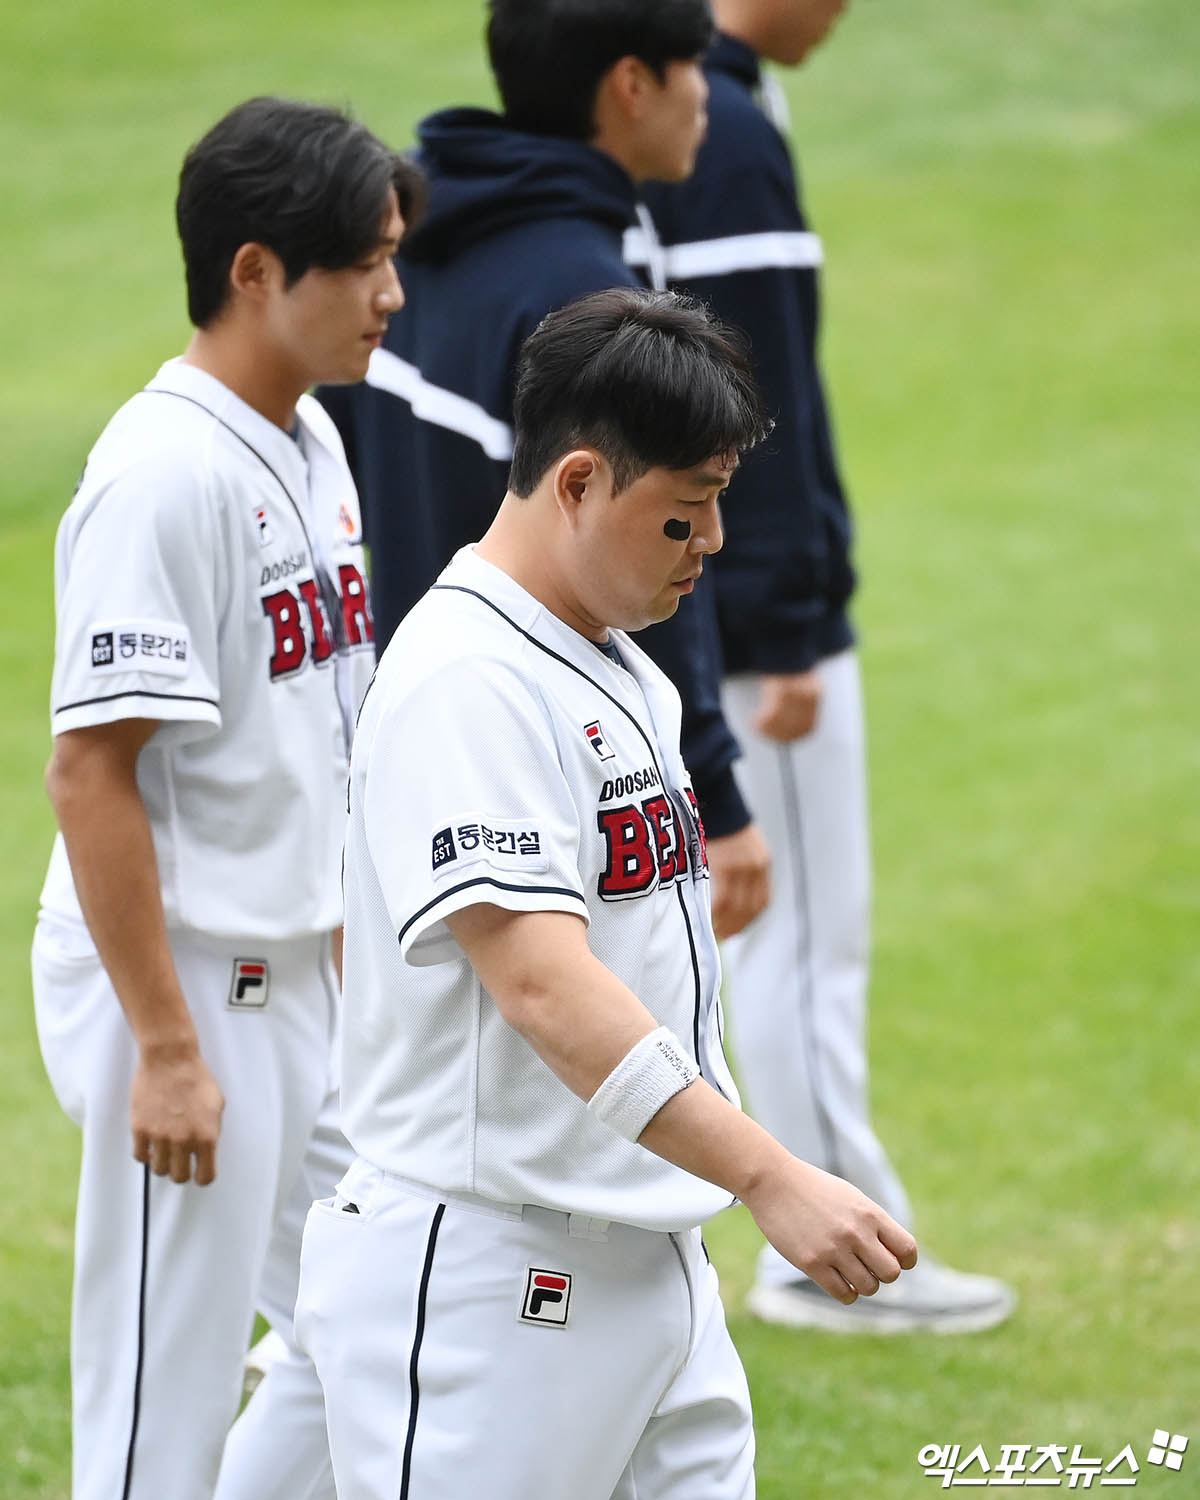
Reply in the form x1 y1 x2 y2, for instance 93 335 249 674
397 876 586 950
53 688 220 714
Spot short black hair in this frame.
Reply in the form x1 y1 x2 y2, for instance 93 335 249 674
487 0 714 139
176 96 426 328
510 287 772 496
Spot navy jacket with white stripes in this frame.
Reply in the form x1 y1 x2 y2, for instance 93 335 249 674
317 107 751 836
637 33 857 675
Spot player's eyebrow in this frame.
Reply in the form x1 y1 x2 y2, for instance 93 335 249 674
690 465 737 490
369 215 406 256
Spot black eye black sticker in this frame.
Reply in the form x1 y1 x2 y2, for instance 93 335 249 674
663 518 691 541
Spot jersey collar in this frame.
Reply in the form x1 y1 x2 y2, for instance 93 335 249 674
437 547 637 683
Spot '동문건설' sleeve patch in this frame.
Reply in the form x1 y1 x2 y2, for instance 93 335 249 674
431 818 549 877
88 620 191 678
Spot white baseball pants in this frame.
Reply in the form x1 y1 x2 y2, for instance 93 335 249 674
32 918 345 1500
296 1161 756 1500
721 652 912 1289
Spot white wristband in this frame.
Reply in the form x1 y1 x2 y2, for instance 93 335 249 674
587 1026 699 1143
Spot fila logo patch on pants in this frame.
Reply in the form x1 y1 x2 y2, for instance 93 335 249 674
519 1267 572 1327
228 959 270 1009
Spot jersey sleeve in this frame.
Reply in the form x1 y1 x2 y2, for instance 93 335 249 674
50 454 223 742
363 659 589 965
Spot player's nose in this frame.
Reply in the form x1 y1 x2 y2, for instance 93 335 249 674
690 498 723 556
378 258 405 314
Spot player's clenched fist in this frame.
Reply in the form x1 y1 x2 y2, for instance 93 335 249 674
742 1157 918 1305
131 1044 225 1186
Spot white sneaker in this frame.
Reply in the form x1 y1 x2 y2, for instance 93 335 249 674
241 1328 288 1399
746 1260 1017 1335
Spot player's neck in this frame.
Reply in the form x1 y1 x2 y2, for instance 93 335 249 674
475 508 608 643
710 1 766 57
588 84 655 187
181 327 303 432
589 131 645 186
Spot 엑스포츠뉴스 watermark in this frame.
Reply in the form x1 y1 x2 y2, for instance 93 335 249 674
917 1431 1189 1487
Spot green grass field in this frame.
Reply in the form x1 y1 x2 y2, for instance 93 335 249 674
2 2 1197 1495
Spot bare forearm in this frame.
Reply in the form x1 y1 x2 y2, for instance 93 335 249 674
450 906 785 1198
639 1076 791 1200
47 723 224 1182
47 735 195 1054
518 968 914 1297
508 961 784 1199
447 904 917 1299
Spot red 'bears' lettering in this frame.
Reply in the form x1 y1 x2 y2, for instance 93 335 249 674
262 589 306 678
338 563 374 647
597 795 691 899
597 807 656 898
263 567 376 681
298 578 334 663
643 794 686 883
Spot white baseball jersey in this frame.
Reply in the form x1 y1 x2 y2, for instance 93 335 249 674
40 358 376 940
340 546 740 1232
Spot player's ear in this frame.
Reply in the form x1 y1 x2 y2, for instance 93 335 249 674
599 55 654 124
552 449 606 523
228 242 284 305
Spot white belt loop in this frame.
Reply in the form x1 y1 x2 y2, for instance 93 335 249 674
567 1214 610 1242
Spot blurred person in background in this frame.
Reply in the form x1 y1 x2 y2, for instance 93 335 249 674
634 0 1016 1333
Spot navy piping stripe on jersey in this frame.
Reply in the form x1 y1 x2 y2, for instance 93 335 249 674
120 1164 151 1500
673 884 707 1084
776 743 839 1175
397 876 586 950
429 584 727 1098
399 1202 445 1500
53 688 221 715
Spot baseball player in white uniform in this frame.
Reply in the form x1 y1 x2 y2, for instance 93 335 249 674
295 288 918 1500
31 98 423 1500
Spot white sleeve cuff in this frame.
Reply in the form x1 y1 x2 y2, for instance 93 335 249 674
399 876 589 966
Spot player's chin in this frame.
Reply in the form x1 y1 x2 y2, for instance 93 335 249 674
611 599 674 635
644 594 682 626
325 349 374 386
659 150 699 185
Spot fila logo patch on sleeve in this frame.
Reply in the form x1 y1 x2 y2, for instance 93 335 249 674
88 620 190 678
519 1267 572 1327
228 959 269 1009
